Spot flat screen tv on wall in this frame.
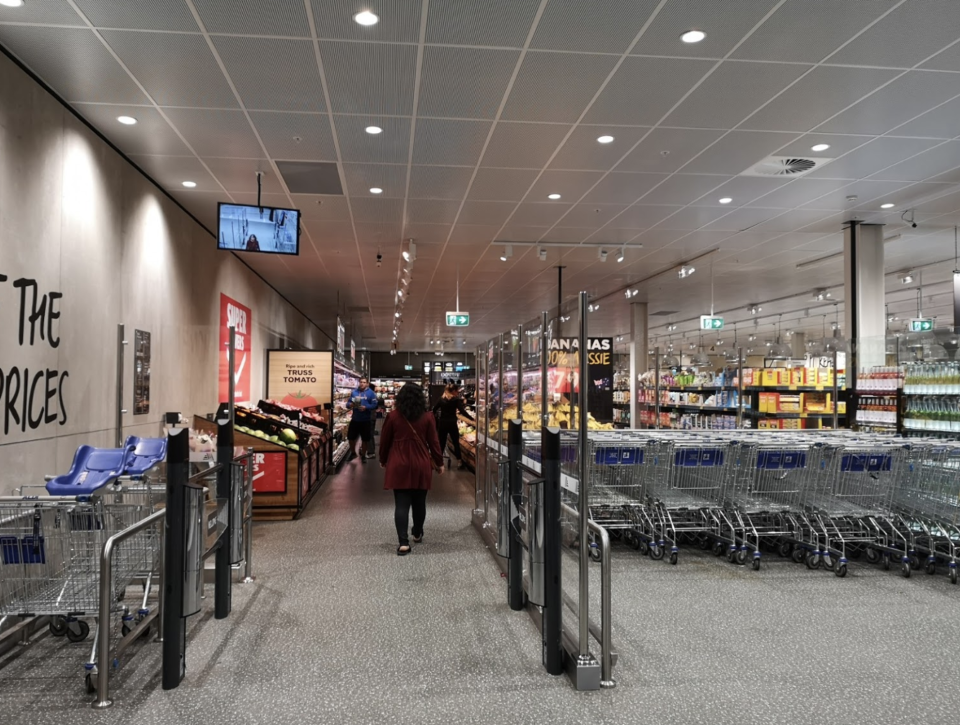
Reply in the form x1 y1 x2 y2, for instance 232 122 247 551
218 202 301 256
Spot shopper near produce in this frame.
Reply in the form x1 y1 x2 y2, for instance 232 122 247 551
433 383 474 470
379 383 444 556
346 377 378 463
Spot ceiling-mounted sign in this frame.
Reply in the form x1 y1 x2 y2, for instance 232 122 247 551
423 362 431 373
404 364 413 371
446 311 470 327
909 318 934 332
700 315 724 330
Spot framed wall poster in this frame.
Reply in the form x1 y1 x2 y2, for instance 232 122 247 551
265 350 333 410
134 329 151 414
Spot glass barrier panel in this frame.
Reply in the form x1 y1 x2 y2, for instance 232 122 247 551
521 314 544 465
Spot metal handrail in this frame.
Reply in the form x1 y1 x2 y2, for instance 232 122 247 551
561 502 615 688
92 507 166 709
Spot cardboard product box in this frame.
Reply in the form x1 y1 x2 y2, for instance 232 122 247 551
779 394 801 412
780 418 802 430
817 369 834 386
758 418 782 430
743 368 755 386
762 369 780 386
790 368 804 386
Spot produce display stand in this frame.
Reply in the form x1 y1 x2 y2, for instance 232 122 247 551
456 412 477 471
193 403 330 520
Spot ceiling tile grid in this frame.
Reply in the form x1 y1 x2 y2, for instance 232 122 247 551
6 1 960 348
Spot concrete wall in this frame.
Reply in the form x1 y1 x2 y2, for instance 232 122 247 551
0 52 331 495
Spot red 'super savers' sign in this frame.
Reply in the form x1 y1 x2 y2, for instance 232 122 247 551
219 294 252 403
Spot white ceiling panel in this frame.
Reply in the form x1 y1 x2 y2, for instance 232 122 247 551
412 118 491 166
498 226 550 242
616 128 726 174
664 62 809 130
129 154 219 191
749 178 853 208
581 172 666 205
320 41 417 116
640 174 732 207
213 37 325 112
700 176 792 207
249 111 336 161
548 125 651 171
609 205 681 229
826 0 960 69
775 133 874 159
424 0 541 47
336 116 411 164
405 199 462 225
193 0 310 36
560 204 630 228
681 130 796 175
0 3 83 25
732 0 900 63
340 163 406 197
807 137 943 180
868 142 960 183
541 227 598 244
305 219 355 241
0 26 148 104
101 30 239 109
467 168 540 202
311 0 423 42
162 107 264 157
417 47 519 120
701 206 781 232
893 96 960 140
294 195 351 221
509 202 573 227
352 197 404 224
175 190 221 231
408 166 475 200
922 40 960 73
530 0 661 54
751 209 840 234
583 57 715 127
743 65 896 133
817 71 960 137
75 0 198 31
457 201 518 226
72 104 191 156
525 170 605 203
400 222 452 245
354 221 402 243
799 179 918 210
650 205 733 231
633 0 780 59
203 157 278 194
501 51 618 124
480 122 572 169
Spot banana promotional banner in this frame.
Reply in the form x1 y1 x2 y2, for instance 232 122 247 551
547 337 613 424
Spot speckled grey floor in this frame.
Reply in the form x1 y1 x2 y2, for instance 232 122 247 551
3 461 960 724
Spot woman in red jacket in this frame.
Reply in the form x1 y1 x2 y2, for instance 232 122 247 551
379 383 445 555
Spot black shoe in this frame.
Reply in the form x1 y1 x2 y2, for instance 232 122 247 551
359 454 367 464
347 452 357 461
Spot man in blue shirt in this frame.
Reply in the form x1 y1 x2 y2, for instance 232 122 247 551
346 377 378 463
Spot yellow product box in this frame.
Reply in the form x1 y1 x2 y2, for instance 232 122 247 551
762 369 780 386
803 368 817 386
779 394 801 413
837 401 846 414
743 368 755 386
817 369 834 386
790 368 804 386
759 418 782 430
780 418 802 430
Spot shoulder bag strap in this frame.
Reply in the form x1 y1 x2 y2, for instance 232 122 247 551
403 417 441 471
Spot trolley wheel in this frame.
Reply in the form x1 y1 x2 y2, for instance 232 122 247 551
950 568 958 585
805 552 821 570
901 562 911 578
835 563 848 578
66 620 90 643
589 545 602 563
630 534 642 551
649 544 665 561
791 547 806 565
698 535 711 551
623 531 635 548
752 558 761 571
909 555 921 571
49 617 68 638
926 561 937 576
735 549 748 566
639 540 650 556
848 544 863 561
727 548 737 564
882 554 891 571
85 673 96 695
865 547 880 564
822 554 835 572
669 551 678 566
121 623 131 637
713 541 725 557
777 541 792 558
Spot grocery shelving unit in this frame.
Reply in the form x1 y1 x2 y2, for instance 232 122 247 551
332 360 362 466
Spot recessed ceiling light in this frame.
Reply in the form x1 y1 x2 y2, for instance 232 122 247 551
116 115 137 125
365 125 382 135
370 187 383 194
181 181 197 188
680 29 706 43
597 135 614 144
353 10 378 26
718 197 732 204
0 0 25 7
811 143 830 152
548 193 561 200
881 203 895 209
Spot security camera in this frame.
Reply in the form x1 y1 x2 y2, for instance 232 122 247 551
376 252 382 268
911 222 918 228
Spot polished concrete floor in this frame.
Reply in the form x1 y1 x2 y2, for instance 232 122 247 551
3 459 960 724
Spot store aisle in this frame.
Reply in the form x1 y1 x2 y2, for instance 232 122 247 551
6 459 960 725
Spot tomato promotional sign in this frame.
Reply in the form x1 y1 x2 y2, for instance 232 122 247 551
266 350 332 410
251 451 286 493
219 294 252 404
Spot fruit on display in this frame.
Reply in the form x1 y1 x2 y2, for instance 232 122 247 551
489 401 613 432
279 428 298 444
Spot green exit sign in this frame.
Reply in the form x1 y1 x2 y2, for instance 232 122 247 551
910 317 934 332
404 364 413 371
700 315 724 330
446 311 470 327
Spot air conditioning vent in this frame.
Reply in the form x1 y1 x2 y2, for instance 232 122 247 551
741 156 830 178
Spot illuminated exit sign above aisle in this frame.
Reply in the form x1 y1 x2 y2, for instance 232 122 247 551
446 311 469 327
700 315 724 330
909 318 934 332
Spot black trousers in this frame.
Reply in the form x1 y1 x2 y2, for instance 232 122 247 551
394 489 427 546
437 420 461 461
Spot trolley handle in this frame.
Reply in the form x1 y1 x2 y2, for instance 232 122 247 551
32 506 42 555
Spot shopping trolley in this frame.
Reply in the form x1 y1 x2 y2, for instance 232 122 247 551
0 481 163 692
